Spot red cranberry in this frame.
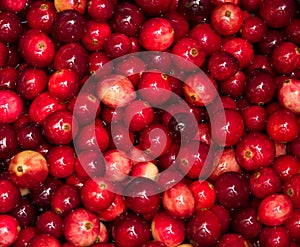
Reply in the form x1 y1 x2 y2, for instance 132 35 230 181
273 154 300 182
211 3 244 36
259 0 297 28
47 145 75 178
214 172 249 209
28 92 66 124
189 180 216 210
0 66 18 90
278 79 300 115
241 105 267 132
16 122 44 149
284 209 300 243
54 42 89 78
104 33 132 59
141 241 167 247
241 16 267 43
30 176 63 210
0 123 18 159
109 2 144 37
220 70 246 98
210 204 231 233
0 179 21 213
221 37 254 68
284 174 300 209
10 198 37 229
257 194 293 226
51 184 81 217
139 18 174 51
186 209 221 247
36 211 63 238
18 29 55 68
259 226 291 247
26 1 56 33
16 67 48 101
0 215 20 246
250 167 282 199
133 0 172 16
81 177 115 213
286 19 300 45
208 51 239 81
210 109 244 147
13 227 38 247
151 211 185 247
164 11 189 42
112 212 151 247
235 132 275 171
28 234 61 247
271 42 300 75
258 30 285 55
124 177 160 215
177 0 213 23
217 233 249 247
88 0 115 22
0 90 23 124
0 11 22 44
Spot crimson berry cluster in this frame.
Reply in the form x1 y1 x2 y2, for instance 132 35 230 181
0 0 300 246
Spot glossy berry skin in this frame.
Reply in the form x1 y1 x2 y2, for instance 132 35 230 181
266 109 299 143
241 105 267 132
241 16 266 43
259 0 297 28
214 172 249 209
80 177 115 213
0 179 21 213
273 154 300 182
257 194 293 226
13 226 38 247
164 11 189 43
0 90 23 124
189 180 216 210
284 174 300 209
0 123 18 159
104 33 132 59
18 29 55 68
63 208 100 247
88 0 115 22
208 51 239 81
151 211 185 247
47 145 75 178
124 177 161 216
0 11 22 44
11 198 37 228
284 209 300 242
139 18 174 51
250 167 282 199
112 212 151 247
16 67 48 101
28 234 61 247
259 226 291 247
16 122 44 149
52 9 85 43
235 132 275 171
138 71 172 106
178 0 213 23
186 209 221 247
211 109 244 147
48 69 80 102
26 1 57 33
36 211 63 238
217 233 248 247
0 215 20 247
43 110 78 145
162 181 195 219
211 3 243 36
51 184 81 217
231 207 262 239
109 2 144 37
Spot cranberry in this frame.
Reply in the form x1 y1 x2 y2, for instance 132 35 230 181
214 172 249 209
217 233 249 247
0 67 17 90
250 167 282 199
220 70 246 98
36 211 63 238
109 2 144 37
273 154 300 182
164 11 189 42
241 16 267 43
26 1 56 33
258 30 285 55
259 226 291 247
0 179 21 213
10 198 36 228
139 18 174 51
286 19 300 45
104 33 132 59
208 51 239 81
151 211 185 247
16 122 44 149
284 174 300 209
235 132 275 171
259 0 297 28
28 234 61 247
112 212 151 247
81 177 115 213
51 184 81 217
189 180 216 210
134 0 172 16
0 123 18 159
210 204 231 233
13 227 38 247
0 215 20 246
284 209 300 243
241 105 267 132
186 209 221 247
278 79 300 115
0 90 23 124
88 0 115 23
178 0 213 23
0 11 22 44
124 177 161 216
257 194 293 226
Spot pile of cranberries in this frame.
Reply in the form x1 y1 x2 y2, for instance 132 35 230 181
0 0 300 246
